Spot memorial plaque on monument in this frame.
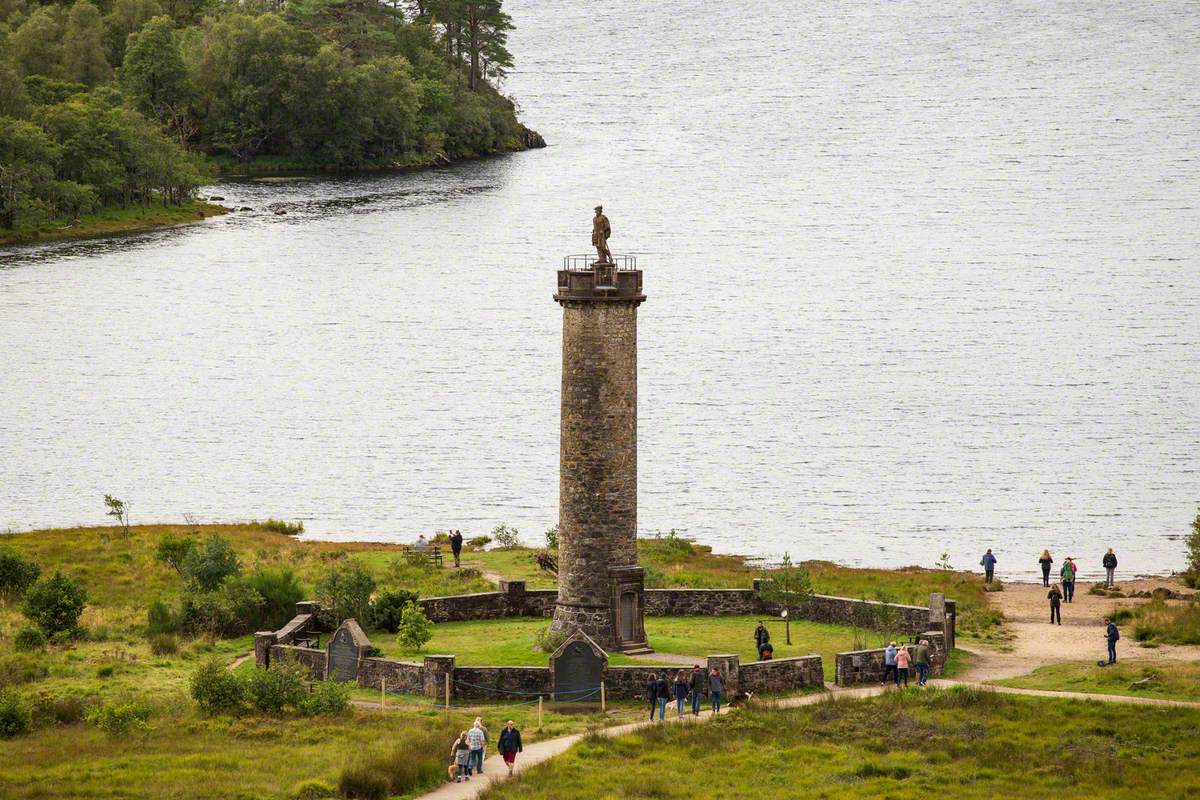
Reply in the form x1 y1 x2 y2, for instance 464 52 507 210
326 619 370 683
550 630 607 703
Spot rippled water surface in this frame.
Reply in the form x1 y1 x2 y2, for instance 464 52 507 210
2 1 1198 577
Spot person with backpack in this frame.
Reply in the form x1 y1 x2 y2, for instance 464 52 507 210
1038 550 1054 587
450 731 472 783
672 670 689 717
1048 583 1063 625
688 664 705 716
655 671 670 720
1102 549 1118 588
881 642 898 685
497 720 523 776
980 549 997 584
1060 558 1077 602
1105 617 1120 664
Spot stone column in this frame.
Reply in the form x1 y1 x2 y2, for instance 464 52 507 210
423 655 455 702
254 631 276 668
500 580 526 616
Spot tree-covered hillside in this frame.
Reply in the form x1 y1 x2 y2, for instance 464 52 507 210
0 0 535 236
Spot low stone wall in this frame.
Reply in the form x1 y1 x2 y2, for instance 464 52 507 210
642 589 761 616
271 645 326 680
756 594 932 636
740 655 824 694
834 631 946 687
358 657 424 694
603 665 690 701
418 583 557 623
453 667 553 701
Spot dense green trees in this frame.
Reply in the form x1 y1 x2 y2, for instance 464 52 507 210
0 0 526 232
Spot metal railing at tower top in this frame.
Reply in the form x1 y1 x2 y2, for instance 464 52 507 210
562 254 638 271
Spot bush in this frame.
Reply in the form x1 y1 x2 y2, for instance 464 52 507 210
490 523 522 550
155 533 197 576
148 632 178 655
182 535 241 592
534 625 567 653
395 602 433 652
21 571 87 636
30 692 87 726
1186 512 1200 586
181 578 266 639
96 664 116 678
370 589 419 634
301 679 351 716
247 568 305 630
13 626 46 652
244 660 307 713
147 599 179 635
84 700 151 735
0 548 40 601
0 690 32 738
544 525 559 550
253 519 305 535
466 536 491 549
291 779 337 799
314 561 375 626
190 659 245 715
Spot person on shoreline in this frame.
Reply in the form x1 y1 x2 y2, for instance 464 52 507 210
451 731 472 783
881 641 898 685
1038 550 1054 587
672 670 688 717
980 549 997 584
894 644 911 687
466 718 487 775
498 720 522 776
709 667 724 714
1048 583 1062 625
754 621 771 659
913 639 931 686
655 671 670 720
1105 617 1120 664
1103 549 1118 588
1060 558 1077 602
644 672 659 721
450 529 464 568
688 664 705 716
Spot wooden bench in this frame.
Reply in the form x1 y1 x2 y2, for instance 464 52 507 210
402 545 443 568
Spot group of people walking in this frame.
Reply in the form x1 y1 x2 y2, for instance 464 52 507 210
881 639 933 687
645 665 725 719
449 718 523 783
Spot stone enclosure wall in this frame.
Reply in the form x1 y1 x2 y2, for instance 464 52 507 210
834 631 947 687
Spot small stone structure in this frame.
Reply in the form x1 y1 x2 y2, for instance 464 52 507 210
326 619 371 682
834 631 947 686
549 630 607 702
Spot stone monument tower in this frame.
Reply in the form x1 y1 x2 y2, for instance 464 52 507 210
549 221 650 653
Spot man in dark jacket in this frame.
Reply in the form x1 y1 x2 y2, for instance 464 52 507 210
1102 549 1118 588
497 720 522 776
644 673 658 721
655 672 670 720
754 621 771 659
688 665 704 716
1105 617 1120 664
449 530 464 567
980 549 997 584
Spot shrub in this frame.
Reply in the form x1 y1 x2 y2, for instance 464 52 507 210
370 589 419 633
13 626 46 652
155 533 197 576
0 548 40 601
291 779 337 799
1186 512 1200 586
190 659 245 715
181 578 266 639
466 536 491 550
148 632 178 655
84 700 151 735
182 535 241 592
96 664 116 678
544 525 559 550
147 599 179 635
314 561 375 626
534 625 567 653
21 571 87 636
244 661 307 713
253 519 305 535
0 690 32 738
301 679 351 716
395 602 432 652
30 692 86 726
247 568 305 630
490 523 521 550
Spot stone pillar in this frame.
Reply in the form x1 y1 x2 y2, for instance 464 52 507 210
707 654 740 697
500 580 526 615
254 631 276 668
943 600 956 649
550 264 649 653
423 655 455 702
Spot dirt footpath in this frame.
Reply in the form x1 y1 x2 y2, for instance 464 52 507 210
959 576 1199 682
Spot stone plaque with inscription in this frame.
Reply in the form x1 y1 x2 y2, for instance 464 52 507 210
550 629 607 703
326 619 370 683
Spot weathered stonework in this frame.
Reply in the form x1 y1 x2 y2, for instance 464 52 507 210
357 657 424 694
834 631 947 686
740 655 824 695
418 585 557 623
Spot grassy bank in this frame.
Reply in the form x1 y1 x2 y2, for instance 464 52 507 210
482 688 1200 799
0 201 228 248
993 660 1200 703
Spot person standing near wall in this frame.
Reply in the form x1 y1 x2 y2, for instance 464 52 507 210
655 671 670 720
498 720 522 776
1038 550 1054 587
644 673 658 721
708 667 724 714
754 621 771 659
1048 583 1062 625
689 664 704 716
913 639 931 686
881 642 898 685
980 549 997 584
672 670 688 717
1060 558 1077 602
894 645 911 687
1103 549 1118 588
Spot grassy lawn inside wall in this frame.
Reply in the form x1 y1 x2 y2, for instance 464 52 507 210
480 688 1200 800
992 660 1200 703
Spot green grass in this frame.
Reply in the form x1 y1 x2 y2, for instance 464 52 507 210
481 688 1200 799
992 660 1200 703
379 615 860 680
1124 600 1200 645
0 200 228 247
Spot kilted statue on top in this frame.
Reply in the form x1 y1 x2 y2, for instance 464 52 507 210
592 205 612 265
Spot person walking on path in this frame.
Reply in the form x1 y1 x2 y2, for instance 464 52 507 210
466 719 487 775
655 672 670 720
1048 583 1063 625
1103 549 1118 588
644 673 659 721
1038 550 1054 587
913 639 931 686
1105 617 1120 664
451 731 472 783
672 670 689 717
980 549 997 584
688 664 704 716
1060 558 1077 602
754 621 771 659
881 642 898 685
894 645 911 688
449 530 464 568
708 668 724 714
497 720 522 776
